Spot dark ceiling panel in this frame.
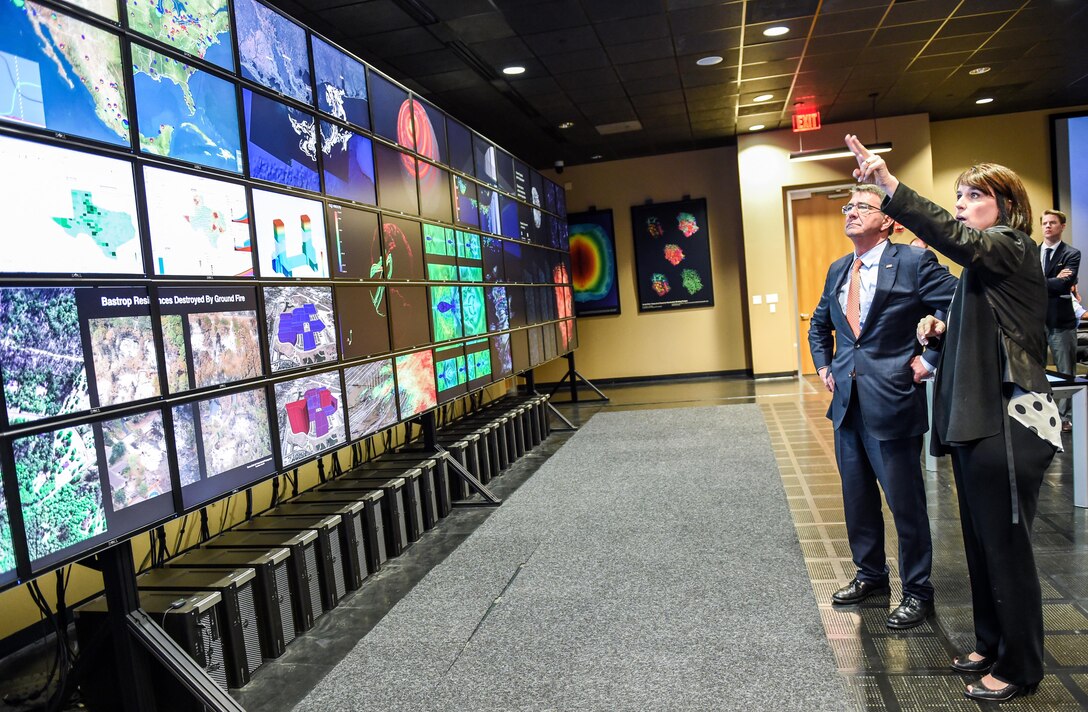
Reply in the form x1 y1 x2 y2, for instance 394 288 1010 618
315 1 417 35
596 14 672 46
431 0 495 20
444 13 518 43
540 48 613 74
503 0 589 34
937 12 1013 37
746 0 820 25
668 4 745 35
674 29 741 56
522 25 601 56
813 8 887 36
743 39 806 64
884 0 961 25
624 73 684 95
872 21 941 45
584 0 664 23
390 49 470 76
616 58 679 82
358 27 445 58
606 37 676 65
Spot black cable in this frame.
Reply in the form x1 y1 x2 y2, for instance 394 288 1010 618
4 583 61 708
199 508 211 541
155 525 169 563
270 476 280 509
218 494 234 534
317 458 326 483
245 489 253 520
173 513 191 555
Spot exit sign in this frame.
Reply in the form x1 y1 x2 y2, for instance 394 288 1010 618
792 112 821 132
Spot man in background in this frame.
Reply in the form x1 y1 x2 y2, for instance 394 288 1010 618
1041 209 1081 431
809 184 957 630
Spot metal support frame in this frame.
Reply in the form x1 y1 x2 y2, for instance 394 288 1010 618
547 353 609 404
520 369 578 432
82 541 244 712
420 412 501 507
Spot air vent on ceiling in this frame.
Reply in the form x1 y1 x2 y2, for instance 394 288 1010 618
596 120 643 135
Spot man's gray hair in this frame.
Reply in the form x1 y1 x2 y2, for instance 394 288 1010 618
853 183 887 202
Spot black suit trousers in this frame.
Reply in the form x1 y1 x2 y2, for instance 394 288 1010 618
834 389 933 600
950 418 1054 686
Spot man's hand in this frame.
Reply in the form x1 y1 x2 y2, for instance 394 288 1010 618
917 315 946 346
909 355 933 384
818 366 836 393
1059 267 1074 280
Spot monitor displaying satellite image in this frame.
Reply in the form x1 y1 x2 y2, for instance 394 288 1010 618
173 386 275 510
0 287 91 426
234 0 311 104
320 121 376 205
244 89 319 192
131 44 243 173
274 370 346 467
343 359 397 440
158 286 263 393
80 287 160 408
144 166 254 277
1 1 129 146
0 135 142 275
312 36 369 130
127 0 234 70
263 285 337 372
252 188 329 278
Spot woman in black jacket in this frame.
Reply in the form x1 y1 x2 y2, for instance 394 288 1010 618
846 134 1058 702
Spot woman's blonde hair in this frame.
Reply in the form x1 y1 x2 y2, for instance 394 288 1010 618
955 163 1033 235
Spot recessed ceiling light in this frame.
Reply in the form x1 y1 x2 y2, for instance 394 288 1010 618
968 66 991 75
975 97 994 104
558 121 575 129
763 26 789 37
502 65 526 76
748 125 765 131
753 93 774 102
696 55 723 66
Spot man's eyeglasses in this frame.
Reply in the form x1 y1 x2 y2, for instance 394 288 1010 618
841 203 883 215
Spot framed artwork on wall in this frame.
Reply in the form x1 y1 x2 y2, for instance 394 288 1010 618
567 209 620 317
630 198 714 312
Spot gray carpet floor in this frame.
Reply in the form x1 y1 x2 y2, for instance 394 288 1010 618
293 405 851 711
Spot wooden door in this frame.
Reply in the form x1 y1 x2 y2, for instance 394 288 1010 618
793 192 853 374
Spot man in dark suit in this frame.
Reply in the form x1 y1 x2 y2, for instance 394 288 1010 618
1040 209 1080 430
808 184 957 629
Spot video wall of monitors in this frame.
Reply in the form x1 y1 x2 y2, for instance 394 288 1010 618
0 0 575 586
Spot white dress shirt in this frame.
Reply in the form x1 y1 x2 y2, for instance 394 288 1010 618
837 239 889 331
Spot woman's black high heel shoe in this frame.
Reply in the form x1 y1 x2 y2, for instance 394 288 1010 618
963 679 1039 702
950 653 994 673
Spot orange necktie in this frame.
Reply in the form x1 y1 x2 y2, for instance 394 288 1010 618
846 257 862 337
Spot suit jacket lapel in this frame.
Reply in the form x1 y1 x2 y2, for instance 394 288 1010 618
861 242 898 336
1049 242 1066 276
830 255 853 323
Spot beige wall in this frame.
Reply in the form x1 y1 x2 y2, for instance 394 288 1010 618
736 113 935 376
535 146 749 383
930 106 1087 230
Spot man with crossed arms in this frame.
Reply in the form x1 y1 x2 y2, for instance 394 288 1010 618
809 184 957 629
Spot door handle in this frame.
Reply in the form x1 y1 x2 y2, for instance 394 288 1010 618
799 312 811 320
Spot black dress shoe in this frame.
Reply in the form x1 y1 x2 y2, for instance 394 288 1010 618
963 680 1038 702
886 595 933 629
831 577 889 604
950 653 994 673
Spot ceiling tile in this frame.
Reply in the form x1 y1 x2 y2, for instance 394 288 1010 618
624 73 684 95
813 8 887 36
884 0 961 25
502 0 589 34
668 4 745 35
316 1 416 35
596 15 672 45
607 37 676 65
616 58 680 82
742 38 805 63
355 27 445 58
674 29 741 56
873 21 941 45
584 0 663 22
444 13 517 43
541 48 613 74
746 0 819 24
522 25 601 56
